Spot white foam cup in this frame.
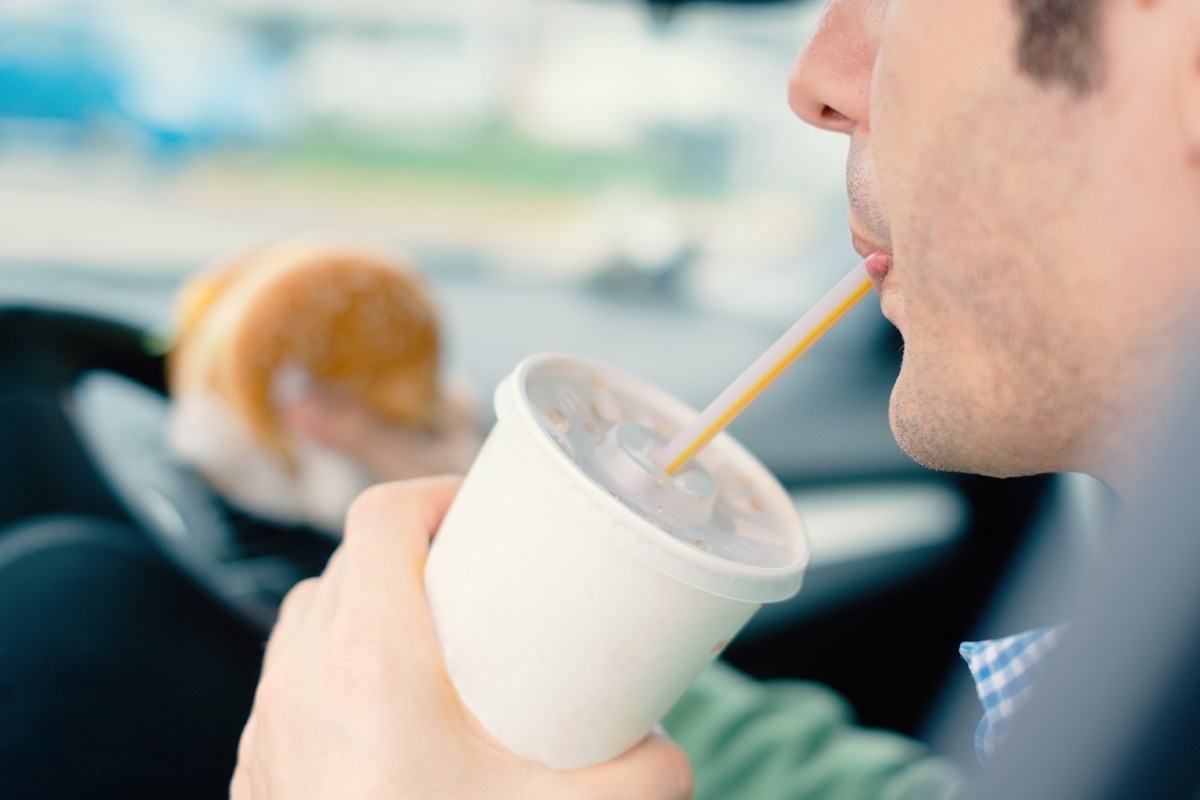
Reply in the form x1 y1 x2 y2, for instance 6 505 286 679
424 353 808 769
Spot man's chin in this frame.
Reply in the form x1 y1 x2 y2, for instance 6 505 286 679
889 394 1049 479
890 417 956 474
888 380 979 475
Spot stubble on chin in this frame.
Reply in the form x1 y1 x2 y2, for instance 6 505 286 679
888 363 971 475
887 341 1088 479
886 347 1024 478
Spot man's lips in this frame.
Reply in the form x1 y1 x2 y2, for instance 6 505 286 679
863 252 893 293
851 232 893 293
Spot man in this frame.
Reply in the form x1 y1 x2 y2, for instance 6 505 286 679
231 0 1200 797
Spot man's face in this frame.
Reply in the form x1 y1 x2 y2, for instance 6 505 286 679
789 0 1198 480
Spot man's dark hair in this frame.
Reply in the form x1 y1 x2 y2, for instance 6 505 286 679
1012 0 1104 94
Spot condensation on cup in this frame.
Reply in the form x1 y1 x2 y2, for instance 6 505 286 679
424 353 809 769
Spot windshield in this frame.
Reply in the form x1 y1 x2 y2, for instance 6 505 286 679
0 0 850 324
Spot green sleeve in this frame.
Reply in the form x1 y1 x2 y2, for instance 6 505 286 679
661 661 962 800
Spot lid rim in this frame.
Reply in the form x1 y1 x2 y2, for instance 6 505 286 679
494 353 809 604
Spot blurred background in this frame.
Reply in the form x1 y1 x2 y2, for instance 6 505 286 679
0 0 1083 774
0 0 852 318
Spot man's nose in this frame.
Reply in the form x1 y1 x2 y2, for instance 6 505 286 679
787 0 879 135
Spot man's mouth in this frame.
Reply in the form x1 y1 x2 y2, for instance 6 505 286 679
850 229 893 294
863 252 893 294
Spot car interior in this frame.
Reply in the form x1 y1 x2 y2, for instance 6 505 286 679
3 0 1192 797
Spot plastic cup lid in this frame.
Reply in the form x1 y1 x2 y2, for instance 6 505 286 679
495 353 809 603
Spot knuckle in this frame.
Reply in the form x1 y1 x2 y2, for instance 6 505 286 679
344 483 389 528
276 577 318 621
343 481 408 537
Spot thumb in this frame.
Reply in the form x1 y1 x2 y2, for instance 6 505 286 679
563 731 694 800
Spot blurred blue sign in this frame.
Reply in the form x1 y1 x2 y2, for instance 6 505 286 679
0 7 290 156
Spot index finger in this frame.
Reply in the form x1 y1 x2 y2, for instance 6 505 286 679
335 474 463 611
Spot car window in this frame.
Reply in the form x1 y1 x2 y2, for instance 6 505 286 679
0 0 852 328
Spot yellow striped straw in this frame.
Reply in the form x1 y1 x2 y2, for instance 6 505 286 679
657 259 875 475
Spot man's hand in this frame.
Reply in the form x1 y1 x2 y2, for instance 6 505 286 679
282 379 482 482
230 476 694 800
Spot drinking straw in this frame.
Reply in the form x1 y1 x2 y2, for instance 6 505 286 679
656 258 875 475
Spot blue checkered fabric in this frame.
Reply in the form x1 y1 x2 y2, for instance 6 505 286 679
959 625 1065 761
